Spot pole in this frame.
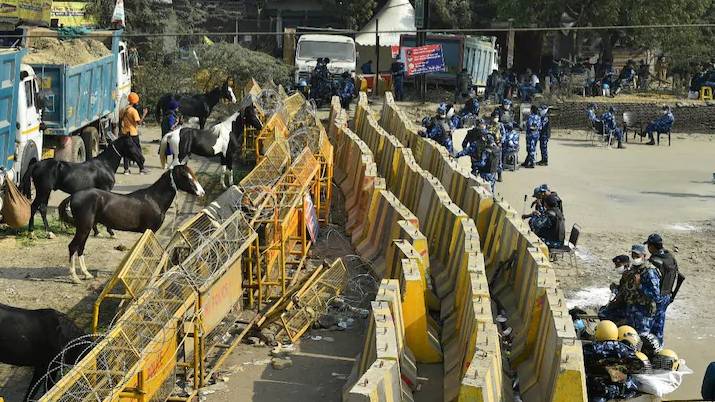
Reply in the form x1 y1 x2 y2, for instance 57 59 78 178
419 0 430 103
375 19 380 95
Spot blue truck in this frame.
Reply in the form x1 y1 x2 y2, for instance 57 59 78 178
0 48 29 180
0 27 132 167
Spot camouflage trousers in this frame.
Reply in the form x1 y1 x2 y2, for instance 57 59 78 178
624 305 655 335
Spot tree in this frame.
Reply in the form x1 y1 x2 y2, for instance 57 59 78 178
429 0 472 29
319 0 378 30
484 0 714 70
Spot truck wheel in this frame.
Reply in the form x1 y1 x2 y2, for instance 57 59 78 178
71 137 86 163
81 127 99 161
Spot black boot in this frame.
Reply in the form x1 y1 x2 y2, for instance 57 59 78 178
497 171 503 182
646 139 656 145
537 158 548 166
617 140 626 149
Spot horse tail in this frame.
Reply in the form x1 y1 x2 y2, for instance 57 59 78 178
19 159 37 199
58 196 75 227
159 133 169 169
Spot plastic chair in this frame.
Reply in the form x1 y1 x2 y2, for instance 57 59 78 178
700 86 714 101
549 224 581 269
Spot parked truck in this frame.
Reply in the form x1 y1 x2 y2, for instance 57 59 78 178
0 27 132 168
400 34 499 89
293 34 357 84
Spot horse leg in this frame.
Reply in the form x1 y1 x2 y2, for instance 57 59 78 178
23 365 45 402
78 255 93 280
199 117 207 130
68 231 90 283
220 164 228 189
29 198 40 232
93 224 100 237
38 203 55 239
107 227 115 237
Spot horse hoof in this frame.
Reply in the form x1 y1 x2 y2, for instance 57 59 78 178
47 232 56 240
71 276 82 284
83 274 94 280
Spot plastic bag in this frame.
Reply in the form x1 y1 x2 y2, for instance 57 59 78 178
111 0 125 27
632 361 693 397
1 177 31 228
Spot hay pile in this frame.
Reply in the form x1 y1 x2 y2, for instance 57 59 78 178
25 38 111 66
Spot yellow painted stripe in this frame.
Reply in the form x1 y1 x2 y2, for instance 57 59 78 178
21 125 40 135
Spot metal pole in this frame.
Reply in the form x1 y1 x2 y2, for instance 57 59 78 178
419 0 430 103
376 19 380 95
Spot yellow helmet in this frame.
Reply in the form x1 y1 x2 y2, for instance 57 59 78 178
620 333 643 352
618 325 638 339
595 320 618 341
652 349 679 371
633 351 652 373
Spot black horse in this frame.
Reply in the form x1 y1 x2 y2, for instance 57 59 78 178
58 165 205 283
20 136 144 237
159 105 263 188
0 303 86 401
155 79 237 129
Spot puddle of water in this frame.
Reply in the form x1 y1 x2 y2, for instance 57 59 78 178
566 287 612 310
666 223 699 232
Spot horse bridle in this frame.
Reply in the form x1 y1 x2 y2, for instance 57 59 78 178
169 168 177 191
110 143 121 157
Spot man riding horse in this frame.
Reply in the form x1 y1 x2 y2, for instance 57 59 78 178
155 78 237 129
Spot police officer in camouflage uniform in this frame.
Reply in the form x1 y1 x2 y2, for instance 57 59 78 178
622 244 662 335
598 255 634 323
529 194 565 248
601 106 626 149
537 104 551 165
455 129 500 192
424 103 454 154
522 105 542 169
645 233 679 343
491 98 515 125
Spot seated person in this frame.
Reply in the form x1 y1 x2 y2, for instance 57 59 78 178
645 105 674 145
598 254 633 322
501 122 519 158
601 106 626 149
528 194 565 248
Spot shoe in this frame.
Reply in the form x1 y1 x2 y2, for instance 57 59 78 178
617 143 626 149
646 140 656 145
521 161 530 168
536 160 548 166
140 169 150 175
525 162 535 169
123 169 131 175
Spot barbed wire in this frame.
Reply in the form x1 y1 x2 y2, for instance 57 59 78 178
4 23 715 40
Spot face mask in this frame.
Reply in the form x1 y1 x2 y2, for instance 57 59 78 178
662 110 669 115
504 105 511 110
632 257 644 266
616 267 625 274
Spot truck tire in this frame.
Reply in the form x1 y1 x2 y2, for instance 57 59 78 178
81 127 99 160
71 136 86 163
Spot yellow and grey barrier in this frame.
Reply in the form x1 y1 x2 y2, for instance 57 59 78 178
378 92 587 401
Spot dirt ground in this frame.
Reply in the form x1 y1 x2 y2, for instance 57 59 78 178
449 128 715 401
0 125 224 400
1 102 713 401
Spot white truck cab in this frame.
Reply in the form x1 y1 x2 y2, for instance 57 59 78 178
294 34 357 84
113 41 132 131
13 64 43 182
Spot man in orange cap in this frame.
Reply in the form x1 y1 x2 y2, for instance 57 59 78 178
120 92 148 174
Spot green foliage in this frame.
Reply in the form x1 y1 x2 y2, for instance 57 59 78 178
485 0 715 71
429 0 472 29
320 0 378 30
133 42 294 110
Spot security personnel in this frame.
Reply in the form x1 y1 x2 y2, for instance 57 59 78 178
501 122 519 167
645 105 674 145
523 184 563 218
391 57 405 101
462 118 486 151
645 233 679 343
491 98 514 125
338 71 355 110
537 104 551 165
455 130 499 192
425 103 454 154
529 194 565 248
601 106 626 149
586 103 604 134
599 255 634 323
622 244 662 335
454 89 480 129
521 105 542 168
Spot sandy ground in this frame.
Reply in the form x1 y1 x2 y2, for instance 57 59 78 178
1 101 713 401
0 125 223 400
450 128 715 400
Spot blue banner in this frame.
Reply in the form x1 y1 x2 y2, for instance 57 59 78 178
405 44 446 76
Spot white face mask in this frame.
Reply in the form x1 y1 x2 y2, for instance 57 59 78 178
662 110 669 115
632 257 644 266
616 267 625 274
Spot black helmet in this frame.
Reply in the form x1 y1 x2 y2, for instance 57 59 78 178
341 71 350 79
544 194 559 208
324 57 331 64
530 105 539 114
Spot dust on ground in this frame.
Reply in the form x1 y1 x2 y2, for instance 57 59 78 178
449 128 715 400
0 125 223 400
24 37 111 66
